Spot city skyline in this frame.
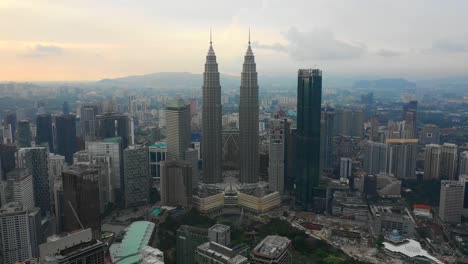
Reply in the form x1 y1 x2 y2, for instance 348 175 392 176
1 0 468 81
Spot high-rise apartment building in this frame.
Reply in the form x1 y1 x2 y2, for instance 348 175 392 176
79 103 101 140
295 69 322 211
439 180 463 224
55 114 77 164
36 114 54 152
364 141 388 175
160 160 192 207
166 100 191 160
123 145 149 207
268 119 286 194
250 235 292 264
202 38 223 184
440 143 458 180
387 139 417 179
6 168 34 210
62 164 101 238
17 120 32 148
239 38 259 184
0 202 42 264
424 144 441 180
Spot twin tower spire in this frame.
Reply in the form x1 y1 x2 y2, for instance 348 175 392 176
202 30 259 184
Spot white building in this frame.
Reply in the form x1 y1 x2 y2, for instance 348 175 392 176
439 180 463 224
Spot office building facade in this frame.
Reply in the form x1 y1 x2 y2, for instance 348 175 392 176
440 143 458 180
36 114 54 152
268 119 286 194
295 69 322 211
160 160 192 207
424 144 441 180
55 114 77 164
439 180 463 224
166 100 191 160
123 145 150 207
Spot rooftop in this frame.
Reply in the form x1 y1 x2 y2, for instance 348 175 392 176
383 239 442 264
253 235 291 258
110 221 155 264
103 137 123 143
209 224 230 233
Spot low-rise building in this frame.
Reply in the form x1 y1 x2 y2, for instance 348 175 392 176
369 205 416 238
250 235 292 264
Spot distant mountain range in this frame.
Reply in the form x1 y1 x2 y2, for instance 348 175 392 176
97 72 297 91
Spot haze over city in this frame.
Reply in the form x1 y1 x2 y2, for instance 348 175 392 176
1 0 468 81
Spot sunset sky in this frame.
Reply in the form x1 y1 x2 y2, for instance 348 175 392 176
1 0 468 81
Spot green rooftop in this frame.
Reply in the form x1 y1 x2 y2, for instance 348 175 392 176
150 142 167 148
103 137 123 143
110 221 155 264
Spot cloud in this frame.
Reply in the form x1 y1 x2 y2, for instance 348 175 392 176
432 39 468 53
19 44 64 58
376 49 403 57
252 41 287 52
284 27 366 61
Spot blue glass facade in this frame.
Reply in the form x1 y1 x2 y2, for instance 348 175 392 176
295 69 322 211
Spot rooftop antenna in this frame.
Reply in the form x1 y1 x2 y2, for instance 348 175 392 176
210 28 212 45
248 28 251 45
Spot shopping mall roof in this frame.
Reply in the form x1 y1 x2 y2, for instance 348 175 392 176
110 221 155 264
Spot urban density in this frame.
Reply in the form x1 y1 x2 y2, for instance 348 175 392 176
1 1 468 264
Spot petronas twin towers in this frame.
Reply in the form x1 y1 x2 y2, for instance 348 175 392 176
202 34 259 184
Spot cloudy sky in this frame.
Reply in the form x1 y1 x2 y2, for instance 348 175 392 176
1 0 468 81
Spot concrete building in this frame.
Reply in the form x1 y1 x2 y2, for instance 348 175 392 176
166 99 191 160
268 119 286 194
202 38 223 184
177 225 209 264
250 235 292 264
185 148 199 189
0 202 42 264
123 145 150 207
420 124 440 145
339 157 352 180
439 180 463 224
62 164 101 237
364 141 388 175
95 113 131 149
460 151 468 177
195 242 248 264
17 119 32 148
160 160 192 207
332 191 368 222
6 168 34 210
17 147 50 216
149 142 167 180
369 205 416 238
239 39 260 184
440 143 458 180
208 224 230 246
386 139 417 180
86 138 122 201
238 187 281 214
424 144 441 180
39 228 106 264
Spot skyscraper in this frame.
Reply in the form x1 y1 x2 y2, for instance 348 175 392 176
387 139 418 180
6 168 34 210
202 36 222 184
55 114 77 164
123 145 150 207
320 106 335 172
17 147 50 216
402 100 417 137
340 157 352 180
36 113 54 152
268 119 286 194
62 164 101 238
439 180 463 224
239 35 259 184
460 151 468 177
0 203 42 264
364 141 389 175
96 113 131 149
80 103 100 140
295 69 322 211
17 120 32 148
420 124 440 145
440 143 458 180
424 144 441 180
166 99 191 160
160 160 192 207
